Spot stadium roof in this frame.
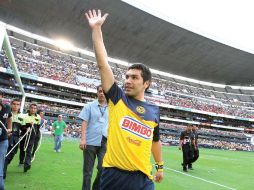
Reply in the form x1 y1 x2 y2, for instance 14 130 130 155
0 0 253 86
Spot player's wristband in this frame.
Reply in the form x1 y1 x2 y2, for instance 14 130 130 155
155 161 164 172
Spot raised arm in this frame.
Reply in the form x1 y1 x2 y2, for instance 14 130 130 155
85 9 114 93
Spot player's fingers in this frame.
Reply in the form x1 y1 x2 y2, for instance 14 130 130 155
85 13 90 21
88 10 93 18
102 13 109 21
92 9 97 17
98 9 101 17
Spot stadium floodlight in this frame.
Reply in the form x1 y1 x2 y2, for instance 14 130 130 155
55 39 74 50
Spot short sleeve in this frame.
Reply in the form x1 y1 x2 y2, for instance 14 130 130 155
153 109 160 142
21 114 28 126
36 116 41 125
180 132 184 140
78 103 91 122
105 83 125 105
18 114 24 125
52 121 56 128
5 104 12 118
190 133 195 140
152 125 160 142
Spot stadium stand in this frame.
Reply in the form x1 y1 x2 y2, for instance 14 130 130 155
1 33 254 152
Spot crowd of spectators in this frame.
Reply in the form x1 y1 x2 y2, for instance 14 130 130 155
2 94 253 151
23 102 81 116
160 123 247 139
160 134 254 151
0 37 254 119
43 120 81 139
160 122 254 151
65 123 82 138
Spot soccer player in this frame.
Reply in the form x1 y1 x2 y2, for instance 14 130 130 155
19 103 41 172
4 99 24 179
85 9 163 190
179 125 194 172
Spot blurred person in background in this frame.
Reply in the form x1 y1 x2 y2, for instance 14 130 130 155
19 103 40 172
52 115 67 153
0 92 12 189
189 125 199 170
31 110 46 161
4 99 23 179
179 125 194 172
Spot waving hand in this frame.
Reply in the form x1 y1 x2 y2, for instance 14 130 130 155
85 9 108 29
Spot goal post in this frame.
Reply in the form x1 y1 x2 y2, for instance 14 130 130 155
0 24 26 112
0 25 5 50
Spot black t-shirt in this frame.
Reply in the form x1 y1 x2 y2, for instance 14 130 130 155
180 131 194 145
0 103 12 141
193 131 198 145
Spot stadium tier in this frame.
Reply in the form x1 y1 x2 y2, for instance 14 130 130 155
0 28 254 151
1 36 254 118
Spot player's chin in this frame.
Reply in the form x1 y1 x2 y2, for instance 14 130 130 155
124 90 132 96
98 96 105 101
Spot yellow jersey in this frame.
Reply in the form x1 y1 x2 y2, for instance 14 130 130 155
103 83 160 179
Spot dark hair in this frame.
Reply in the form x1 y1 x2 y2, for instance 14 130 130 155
29 103 37 108
37 110 43 114
11 99 21 104
97 84 103 91
128 63 152 89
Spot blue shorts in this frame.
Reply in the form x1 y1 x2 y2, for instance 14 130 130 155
101 167 154 190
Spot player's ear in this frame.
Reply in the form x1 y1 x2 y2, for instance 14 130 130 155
144 81 150 90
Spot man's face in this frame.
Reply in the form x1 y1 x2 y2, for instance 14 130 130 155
58 116 62 121
39 112 44 118
187 126 192 132
29 105 37 115
11 101 21 112
97 87 106 102
124 69 149 98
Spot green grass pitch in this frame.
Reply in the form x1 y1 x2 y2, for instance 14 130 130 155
4 137 254 190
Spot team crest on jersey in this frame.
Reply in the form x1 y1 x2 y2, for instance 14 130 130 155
136 106 146 114
120 116 152 140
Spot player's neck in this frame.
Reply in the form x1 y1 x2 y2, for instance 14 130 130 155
133 94 145 102
98 99 106 105
12 111 18 115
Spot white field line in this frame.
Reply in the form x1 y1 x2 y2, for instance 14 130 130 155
164 166 237 190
